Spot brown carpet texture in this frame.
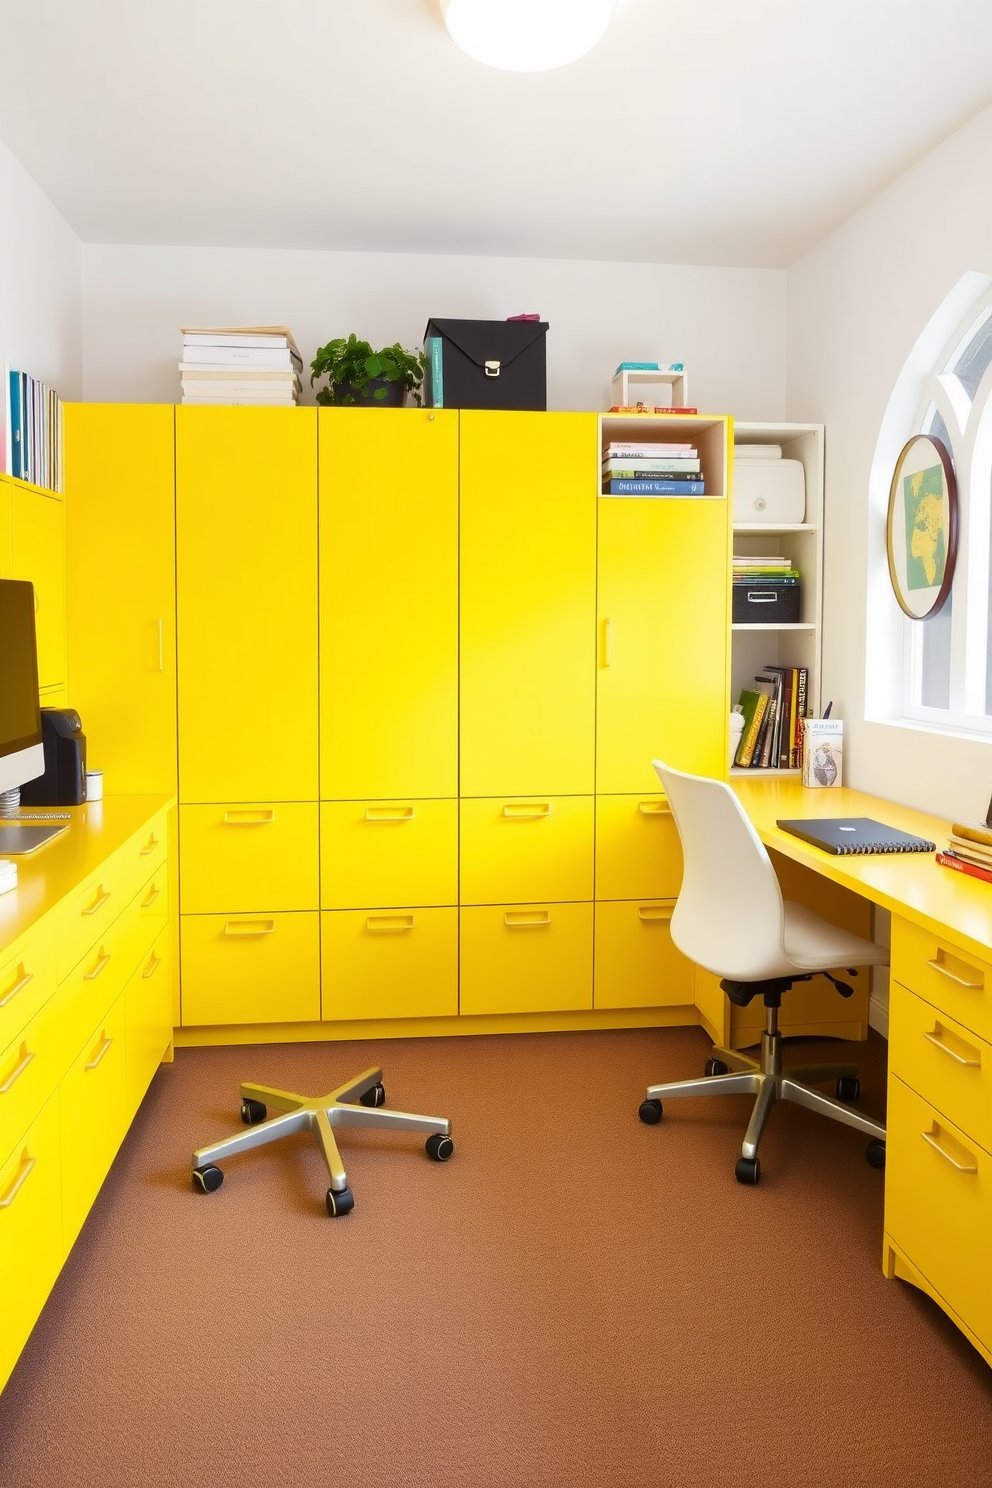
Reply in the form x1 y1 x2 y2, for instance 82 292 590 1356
1 1025 990 1488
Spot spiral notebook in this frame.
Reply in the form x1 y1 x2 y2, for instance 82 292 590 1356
776 817 936 855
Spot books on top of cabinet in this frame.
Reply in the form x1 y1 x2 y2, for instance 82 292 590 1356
179 326 302 405
601 439 705 496
3 364 64 492
936 819 992 882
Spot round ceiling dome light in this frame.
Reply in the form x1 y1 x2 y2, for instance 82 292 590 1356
440 0 615 73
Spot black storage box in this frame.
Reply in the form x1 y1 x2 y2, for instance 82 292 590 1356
423 318 548 411
732 582 801 624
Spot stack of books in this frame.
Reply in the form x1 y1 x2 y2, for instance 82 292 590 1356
3 367 64 492
179 326 303 405
601 440 704 496
732 554 799 584
733 666 810 770
936 820 992 883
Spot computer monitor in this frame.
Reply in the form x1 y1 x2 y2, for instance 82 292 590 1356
0 578 45 794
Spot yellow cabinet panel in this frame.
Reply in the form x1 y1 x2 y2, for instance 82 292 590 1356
459 795 594 905
597 495 730 793
10 485 65 690
125 929 172 1122
0 1093 63 1395
459 901 593 1016
176 407 318 803
180 911 320 1026
180 802 319 913
891 918 992 1044
319 408 458 800
64 404 177 794
0 994 64 1159
60 994 127 1251
460 411 597 797
0 935 55 1059
321 907 457 1021
594 795 683 901
56 858 126 984
593 900 693 1009
0 478 11 577
119 810 170 900
320 799 456 910
889 981 992 1156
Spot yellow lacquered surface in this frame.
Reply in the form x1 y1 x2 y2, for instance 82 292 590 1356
321 906 458 1021
55 859 125 985
10 483 65 690
0 1093 63 1395
892 917 992 1045
594 794 683 900
593 900 692 1009
0 936 55 1059
889 981 992 1155
64 404 177 795
179 802 319 913
119 812 169 898
0 992 64 1157
319 408 458 800
60 993 127 1251
176 407 318 803
459 796 594 905
125 928 172 1122
0 478 11 576
180 911 320 1026
597 495 730 792
320 799 456 910
120 863 170 973
459 901 593 1016
459 411 597 797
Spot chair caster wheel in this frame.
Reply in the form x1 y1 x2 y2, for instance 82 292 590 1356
866 1139 886 1170
426 1133 454 1161
359 1082 386 1108
836 1077 860 1102
638 1099 663 1125
241 1098 267 1125
705 1058 729 1076
192 1164 223 1194
735 1156 761 1185
326 1186 355 1217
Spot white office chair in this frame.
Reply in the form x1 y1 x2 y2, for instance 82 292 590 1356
640 760 888 1184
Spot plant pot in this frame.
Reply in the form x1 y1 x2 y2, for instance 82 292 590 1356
335 378 406 407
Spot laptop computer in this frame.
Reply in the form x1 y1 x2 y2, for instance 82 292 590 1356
776 817 936 856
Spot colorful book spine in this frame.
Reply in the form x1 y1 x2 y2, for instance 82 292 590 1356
426 335 443 409
736 692 768 767
950 821 992 848
603 478 705 495
8 369 22 479
602 458 701 475
936 851 992 884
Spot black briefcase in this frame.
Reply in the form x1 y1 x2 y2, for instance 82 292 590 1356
423 318 548 411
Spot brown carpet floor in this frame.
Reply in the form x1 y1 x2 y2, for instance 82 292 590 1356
1 1025 990 1488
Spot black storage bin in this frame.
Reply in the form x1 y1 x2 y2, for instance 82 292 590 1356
732 582 801 624
423 318 548 411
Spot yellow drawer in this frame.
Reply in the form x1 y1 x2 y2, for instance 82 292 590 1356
56 859 125 984
125 929 172 1123
459 796 594 905
0 1092 63 1395
459 902 593 1016
179 802 318 913
885 1074 992 1352
180 911 320 1026
56 909 136 1073
593 900 693 1010
320 800 456 910
0 994 65 1160
60 993 127 1251
321 908 457 1021
889 981 992 1155
119 810 169 898
0 935 55 1055
892 919 992 1042
594 795 683 901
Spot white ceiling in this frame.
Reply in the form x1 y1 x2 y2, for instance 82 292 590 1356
1 0 991 269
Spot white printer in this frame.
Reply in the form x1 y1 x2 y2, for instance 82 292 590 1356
733 443 805 524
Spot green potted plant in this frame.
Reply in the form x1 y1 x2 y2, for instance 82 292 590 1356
309 334 426 407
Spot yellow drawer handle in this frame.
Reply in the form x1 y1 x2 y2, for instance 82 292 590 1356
83 950 112 981
0 1152 37 1209
920 1124 979 1174
156 617 165 673
601 617 613 668
365 914 415 933
85 1033 114 1072
925 955 983 990
140 834 160 855
223 809 276 825
142 952 163 980
638 800 670 816
0 1043 35 1094
364 806 415 822
637 906 674 922
141 884 162 910
224 920 276 937
504 910 551 928
502 803 551 819
923 1025 981 1068
0 967 33 1008
82 887 112 916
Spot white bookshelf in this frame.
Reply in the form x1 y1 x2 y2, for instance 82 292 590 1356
610 367 688 409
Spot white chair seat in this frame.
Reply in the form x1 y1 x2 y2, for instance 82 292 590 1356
781 901 890 974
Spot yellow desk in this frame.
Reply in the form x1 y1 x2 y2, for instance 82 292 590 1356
733 776 992 1370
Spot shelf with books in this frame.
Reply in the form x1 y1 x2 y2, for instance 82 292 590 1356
599 412 728 500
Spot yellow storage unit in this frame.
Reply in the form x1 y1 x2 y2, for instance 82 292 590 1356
459 795 594 905
10 483 65 691
319 408 458 801
0 1094 63 1394
180 802 319 913
60 994 127 1251
125 930 172 1123
459 411 598 798
180 911 320 1026
321 799 456 910
594 795 683 901
459 902 593 1016
0 938 55 1063
593 900 693 1009
0 478 11 576
321 907 458 1021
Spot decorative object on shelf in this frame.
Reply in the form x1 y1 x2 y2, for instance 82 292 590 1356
423 318 548 411
440 0 614 72
179 326 302 406
802 717 843 788
886 433 958 619
309 336 425 408
610 363 689 411
732 449 805 523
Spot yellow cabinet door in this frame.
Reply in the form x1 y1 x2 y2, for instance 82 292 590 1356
0 477 11 576
319 409 458 800
176 407 318 803
0 1093 63 1395
180 802 319 913
594 795 683 901
321 907 457 1021
321 799 457 910
459 796 594 905
60 994 127 1251
597 495 730 793
10 485 65 690
593 900 693 1009
125 929 172 1122
459 901 593 1016
180 911 320 1026
460 411 598 797
64 404 177 794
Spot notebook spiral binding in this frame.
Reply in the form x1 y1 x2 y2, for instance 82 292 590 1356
835 838 935 855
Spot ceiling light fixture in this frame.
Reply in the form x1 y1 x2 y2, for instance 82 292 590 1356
440 0 615 73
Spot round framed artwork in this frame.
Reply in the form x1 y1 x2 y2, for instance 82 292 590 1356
885 434 958 619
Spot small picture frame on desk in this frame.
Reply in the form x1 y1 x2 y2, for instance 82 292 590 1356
886 434 958 620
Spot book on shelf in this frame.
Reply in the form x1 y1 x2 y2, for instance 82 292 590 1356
603 442 695 456
936 851 992 884
754 673 783 768
949 820 992 849
945 836 992 868
608 405 698 415
613 361 661 373
179 345 303 369
181 366 300 382
4 365 63 491
760 666 795 769
602 457 701 476
734 688 768 767
603 477 705 496
181 378 301 394
181 325 299 351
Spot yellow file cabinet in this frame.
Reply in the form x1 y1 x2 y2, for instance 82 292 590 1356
460 902 594 1017
460 796 594 906
9 481 66 692
321 908 458 1022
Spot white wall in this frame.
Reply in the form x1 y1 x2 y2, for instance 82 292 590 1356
787 102 992 822
81 244 786 418
0 138 82 402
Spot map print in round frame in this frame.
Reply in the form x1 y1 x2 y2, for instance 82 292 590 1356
886 434 958 620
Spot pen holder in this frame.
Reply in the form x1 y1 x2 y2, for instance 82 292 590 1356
802 720 843 787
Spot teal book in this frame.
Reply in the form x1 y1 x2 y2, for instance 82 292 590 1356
8 369 22 480
426 335 443 409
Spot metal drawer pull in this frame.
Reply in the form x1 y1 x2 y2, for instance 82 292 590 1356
502 803 551 819
0 967 32 1008
0 1044 35 1094
365 915 415 933
223 809 275 824
142 952 162 980
921 1125 979 1174
85 1034 114 1071
140 834 159 855
82 887 112 916
83 951 112 981
923 1025 981 1068
0 1153 37 1209
365 806 415 821
504 910 551 928
141 885 161 909
926 955 983 990
637 906 673 922
638 801 670 816
224 920 276 937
